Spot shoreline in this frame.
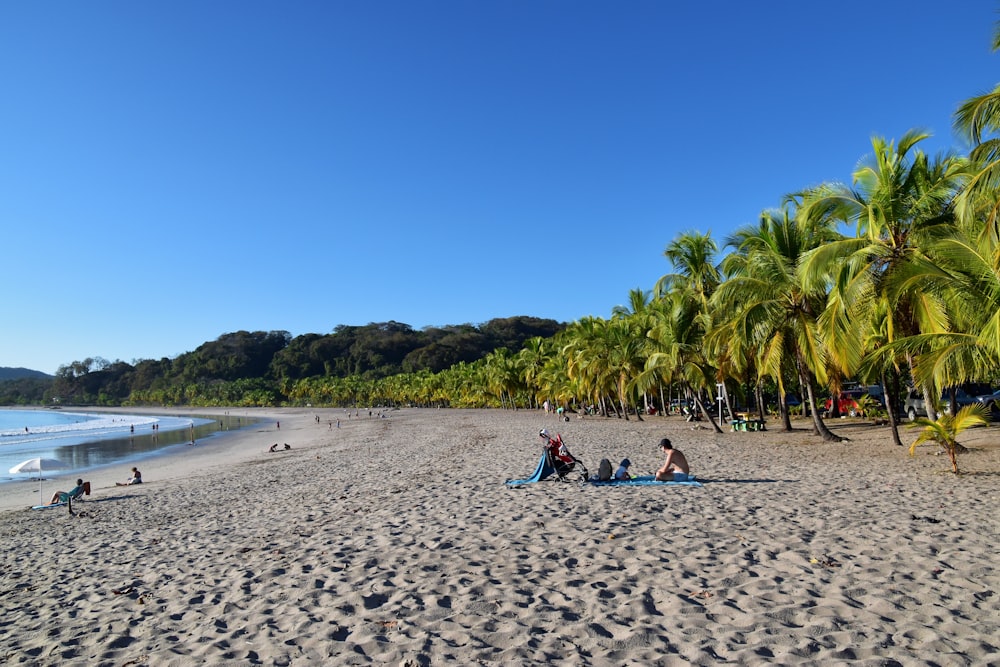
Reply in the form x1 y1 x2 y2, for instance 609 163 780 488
0 407 997 664
0 407 282 514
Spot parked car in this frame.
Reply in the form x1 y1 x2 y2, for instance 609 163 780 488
973 389 1000 418
904 386 985 421
903 390 927 421
824 389 865 416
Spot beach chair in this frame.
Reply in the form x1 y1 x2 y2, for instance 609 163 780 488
33 482 90 510
64 481 91 503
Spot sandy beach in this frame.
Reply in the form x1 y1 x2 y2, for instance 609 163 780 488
0 407 997 666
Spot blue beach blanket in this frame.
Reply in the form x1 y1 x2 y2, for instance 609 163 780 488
587 475 702 487
505 453 557 486
31 502 68 510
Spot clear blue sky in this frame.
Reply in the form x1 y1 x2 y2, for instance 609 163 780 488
1 1 997 375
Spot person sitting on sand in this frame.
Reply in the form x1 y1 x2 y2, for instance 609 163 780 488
614 458 633 481
655 438 690 481
116 467 141 486
50 479 85 505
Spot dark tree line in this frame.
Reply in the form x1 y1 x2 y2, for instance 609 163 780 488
3 317 563 406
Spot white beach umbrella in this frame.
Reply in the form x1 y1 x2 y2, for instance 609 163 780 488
9 457 70 506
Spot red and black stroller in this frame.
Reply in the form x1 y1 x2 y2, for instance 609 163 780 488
505 429 589 485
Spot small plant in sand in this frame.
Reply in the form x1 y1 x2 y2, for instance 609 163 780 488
907 404 988 474
857 393 888 423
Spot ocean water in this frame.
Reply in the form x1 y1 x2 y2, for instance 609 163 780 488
0 409 251 482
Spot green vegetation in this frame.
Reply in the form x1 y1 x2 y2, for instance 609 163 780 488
909 405 989 474
21 318 564 408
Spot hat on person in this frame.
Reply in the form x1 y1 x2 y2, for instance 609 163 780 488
620 458 631 467
539 429 549 438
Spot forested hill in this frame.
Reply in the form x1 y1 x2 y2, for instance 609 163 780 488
0 367 52 381
40 316 564 406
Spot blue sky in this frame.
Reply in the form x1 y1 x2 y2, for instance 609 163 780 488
1 1 998 375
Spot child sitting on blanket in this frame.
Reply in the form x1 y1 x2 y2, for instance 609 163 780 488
614 458 633 481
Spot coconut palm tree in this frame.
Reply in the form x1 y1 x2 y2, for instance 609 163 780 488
888 221 1000 393
637 289 723 432
801 131 969 432
713 202 844 440
612 289 659 412
655 232 721 306
649 232 726 428
516 336 553 409
953 18 1000 231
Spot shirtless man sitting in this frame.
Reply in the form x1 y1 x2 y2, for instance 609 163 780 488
655 438 690 481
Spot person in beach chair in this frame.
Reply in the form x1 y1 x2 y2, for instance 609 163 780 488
49 479 90 505
539 429 589 482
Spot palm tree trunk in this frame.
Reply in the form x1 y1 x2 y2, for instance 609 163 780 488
801 371 844 442
692 393 724 434
780 397 792 431
720 383 734 424
608 397 622 418
883 370 904 447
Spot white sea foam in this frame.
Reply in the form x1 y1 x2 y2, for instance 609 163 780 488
0 410 210 481
0 412 158 443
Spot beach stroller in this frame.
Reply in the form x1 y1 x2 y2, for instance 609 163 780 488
505 430 590 486
540 430 589 482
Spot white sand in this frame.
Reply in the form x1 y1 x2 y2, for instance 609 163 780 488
0 407 997 666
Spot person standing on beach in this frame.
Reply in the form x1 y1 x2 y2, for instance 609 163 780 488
655 438 690 481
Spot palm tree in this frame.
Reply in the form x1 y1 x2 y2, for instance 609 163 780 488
650 232 726 429
713 202 844 440
606 316 648 421
638 289 723 432
908 404 988 474
889 222 1000 392
613 289 658 412
953 18 1000 231
655 232 721 306
516 336 553 409
562 317 621 417
801 131 969 432
612 288 653 319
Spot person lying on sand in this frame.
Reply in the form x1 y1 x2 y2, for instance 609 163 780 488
655 438 690 481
